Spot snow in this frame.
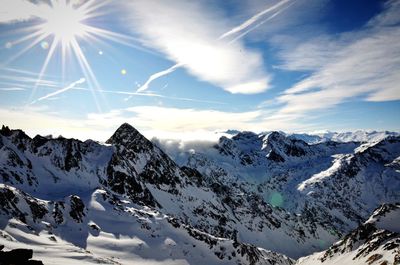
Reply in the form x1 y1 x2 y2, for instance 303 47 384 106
297 155 345 192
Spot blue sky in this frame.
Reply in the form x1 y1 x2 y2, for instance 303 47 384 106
0 0 399 140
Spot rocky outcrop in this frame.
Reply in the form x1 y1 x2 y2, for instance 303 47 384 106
0 245 43 265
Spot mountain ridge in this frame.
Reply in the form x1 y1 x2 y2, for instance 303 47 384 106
0 123 399 264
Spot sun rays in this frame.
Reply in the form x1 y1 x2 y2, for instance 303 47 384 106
1 0 139 111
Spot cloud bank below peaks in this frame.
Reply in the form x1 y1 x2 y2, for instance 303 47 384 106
123 0 271 94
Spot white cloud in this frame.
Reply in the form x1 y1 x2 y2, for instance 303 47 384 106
122 0 270 94
86 106 263 139
275 1 400 116
0 0 41 23
0 105 261 141
0 103 328 142
0 106 113 141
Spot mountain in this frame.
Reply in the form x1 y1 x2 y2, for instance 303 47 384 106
288 130 399 144
297 203 400 265
1 124 399 264
0 124 294 264
156 130 400 251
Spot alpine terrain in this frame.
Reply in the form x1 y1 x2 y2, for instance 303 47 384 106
0 123 399 265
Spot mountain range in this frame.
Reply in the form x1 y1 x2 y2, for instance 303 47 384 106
0 123 399 264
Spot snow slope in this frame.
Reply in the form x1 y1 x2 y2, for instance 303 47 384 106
0 184 293 265
297 203 400 265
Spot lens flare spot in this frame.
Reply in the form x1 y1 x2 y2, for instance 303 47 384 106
121 69 127 75
98 50 103 55
269 192 284 207
317 239 328 249
5 42 12 49
40 41 49 50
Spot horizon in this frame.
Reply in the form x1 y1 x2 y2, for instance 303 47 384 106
1 0 399 141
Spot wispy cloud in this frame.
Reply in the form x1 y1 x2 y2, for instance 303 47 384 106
0 67 60 89
275 0 400 116
122 0 274 94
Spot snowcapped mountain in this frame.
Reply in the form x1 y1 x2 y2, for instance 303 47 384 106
155 130 400 254
288 130 399 144
0 124 294 264
297 203 400 265
0 124 399 264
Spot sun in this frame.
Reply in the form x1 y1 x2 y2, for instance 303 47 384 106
41 1 87 44
4 0 146 110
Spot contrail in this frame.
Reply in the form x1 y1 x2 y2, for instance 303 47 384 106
133 0 293 94
219 0 291 39
229 1 296 44
74 86 226 105
125 63 182 101
31 78 86 104
137 63 182 93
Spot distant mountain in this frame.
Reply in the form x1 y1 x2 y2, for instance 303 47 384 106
1 124 399 264
288 130 399 144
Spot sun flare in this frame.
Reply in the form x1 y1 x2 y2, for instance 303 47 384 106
3 0 164 111
3 0 128 110
41 1 87 44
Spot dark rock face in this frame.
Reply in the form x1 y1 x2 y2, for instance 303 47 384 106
0 125 12 137
25 198 48 222
31 135 49 153
0 187 26 223
267 150 285 162
105 150 159 207
69 195 85 223
265 132 310 162
63 139 82 171
106 123 153 152
180 166 204 186
53 202 65 224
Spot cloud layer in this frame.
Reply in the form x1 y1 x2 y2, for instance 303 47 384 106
123 0 271 94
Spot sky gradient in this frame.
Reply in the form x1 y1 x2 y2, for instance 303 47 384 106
0 0 399 141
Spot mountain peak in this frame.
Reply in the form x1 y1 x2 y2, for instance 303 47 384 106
115 122 139 134
106 123 143 145
266 131 286 141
